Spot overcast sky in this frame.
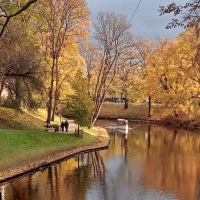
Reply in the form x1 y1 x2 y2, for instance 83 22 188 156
86 0 188 41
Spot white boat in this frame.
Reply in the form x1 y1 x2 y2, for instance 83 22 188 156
117 119 128 130
117 128 128 134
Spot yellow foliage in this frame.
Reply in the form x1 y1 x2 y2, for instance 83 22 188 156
146 28 200 117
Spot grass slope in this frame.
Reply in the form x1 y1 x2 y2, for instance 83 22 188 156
0 129 96 171
99 103 148 120
0 107 99 172
0 107 46 130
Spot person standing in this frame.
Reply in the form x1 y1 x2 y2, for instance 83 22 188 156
61 121 65 132
65 119 69 132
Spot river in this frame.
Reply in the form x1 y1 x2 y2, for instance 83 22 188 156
1 119 200 200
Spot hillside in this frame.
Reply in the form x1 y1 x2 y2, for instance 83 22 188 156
0 107 46 130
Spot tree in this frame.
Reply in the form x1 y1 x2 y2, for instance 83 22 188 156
159 1 200 30
36 0 91 123
146 37 177 109
116 37 152 109
159 1 200 66
79 43 102 98
90 12 132 125
0 0 37 38
68 70 94 133
0 20 43 108
145 29 200 118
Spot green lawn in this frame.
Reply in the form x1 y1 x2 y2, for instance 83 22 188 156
0 129 96 171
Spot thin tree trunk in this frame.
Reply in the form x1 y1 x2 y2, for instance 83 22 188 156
124 96 129 109
47 58 55 124
0 77 5 105
148 95 151 118
91 95 105 126
51 56 59 121
78 123 80 137
51 92 57 121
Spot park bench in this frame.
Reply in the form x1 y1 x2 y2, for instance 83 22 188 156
46 124 60 132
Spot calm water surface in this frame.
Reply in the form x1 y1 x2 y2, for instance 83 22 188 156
1 120 200 200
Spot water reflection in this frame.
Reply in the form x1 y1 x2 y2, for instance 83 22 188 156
1 120 200 200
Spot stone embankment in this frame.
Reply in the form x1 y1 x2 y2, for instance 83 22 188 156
0 126 110 183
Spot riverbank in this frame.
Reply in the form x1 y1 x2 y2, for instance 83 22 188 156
99 102 200 129
0 127 110 183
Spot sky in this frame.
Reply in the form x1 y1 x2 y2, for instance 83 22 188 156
86 0 188 41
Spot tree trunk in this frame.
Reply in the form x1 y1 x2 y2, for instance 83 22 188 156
51 91 58 121
51 56 59 121
91 105 102 126
78 123 80 137
0 77 5 105
148 95 151 118
47 58 55 124
91 95 105 126
124 98 129 109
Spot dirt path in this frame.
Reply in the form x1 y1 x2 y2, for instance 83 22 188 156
47 120 79 133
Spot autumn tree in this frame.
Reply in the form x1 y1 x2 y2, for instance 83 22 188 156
37 0 91 124
159 1 200 29
116 37 152 109
67 70 94 133
146 37 175 109
159 1 200 69
80 43 102 98
0 19 43 108
167 29 200 117
146 29 200 118
0 0 37 38
137 39 154 117
90 12 132 125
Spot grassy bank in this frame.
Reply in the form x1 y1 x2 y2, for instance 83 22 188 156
0 128 96 171
99 102 194 121
99 102 200 128
0 107 109 181
0 107 46 130
99 103 148 120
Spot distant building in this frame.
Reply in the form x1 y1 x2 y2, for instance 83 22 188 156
104 94 124 102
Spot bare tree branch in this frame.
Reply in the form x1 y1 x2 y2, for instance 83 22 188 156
0 0 37 38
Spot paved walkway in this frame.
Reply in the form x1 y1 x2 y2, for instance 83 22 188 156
47 120 78 134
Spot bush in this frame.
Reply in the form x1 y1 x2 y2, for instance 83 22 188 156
2 97 21 110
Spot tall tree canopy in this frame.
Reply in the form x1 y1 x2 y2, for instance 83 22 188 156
36 0 91 123
0 18 43 108
146 28 200 118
